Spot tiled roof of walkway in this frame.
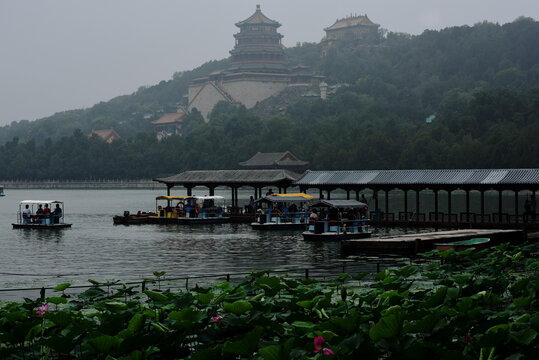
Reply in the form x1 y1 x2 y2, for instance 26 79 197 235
295 169 539 187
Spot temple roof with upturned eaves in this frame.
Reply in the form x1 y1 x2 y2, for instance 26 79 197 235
324 14 378 31
236 5 281 27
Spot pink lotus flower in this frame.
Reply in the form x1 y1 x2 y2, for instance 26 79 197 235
36 304 49 317
314 336 334 356
212 315 224 325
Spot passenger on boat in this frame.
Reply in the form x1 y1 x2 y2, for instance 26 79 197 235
22 205 32 220
43 204 51 215
309 210 318 224
52 204 62 223
36 204 44 215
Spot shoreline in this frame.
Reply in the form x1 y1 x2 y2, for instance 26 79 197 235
0 180 165 190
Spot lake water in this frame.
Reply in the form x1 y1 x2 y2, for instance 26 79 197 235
1 188 425 301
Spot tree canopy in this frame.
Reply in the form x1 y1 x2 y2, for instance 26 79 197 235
0 18 538 180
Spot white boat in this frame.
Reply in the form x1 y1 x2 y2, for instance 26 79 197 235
12 200 72 229
302 199 371 241
0 185 5 197
250 193 313 230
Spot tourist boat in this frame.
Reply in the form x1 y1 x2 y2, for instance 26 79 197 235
12 200 72 229
113 210 157 225
302 199 371 241
148 195 230 224
0 185 5 197
434 238 491 252
250 193 313 230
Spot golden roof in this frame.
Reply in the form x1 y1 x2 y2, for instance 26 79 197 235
152 112 186 125
236 5 280 27
324 15 378 31
88 128 120 142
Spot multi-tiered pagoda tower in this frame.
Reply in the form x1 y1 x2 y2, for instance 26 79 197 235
188 5 316 121
228 5 288 74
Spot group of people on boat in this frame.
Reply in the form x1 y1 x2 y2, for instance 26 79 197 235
22 203 62 224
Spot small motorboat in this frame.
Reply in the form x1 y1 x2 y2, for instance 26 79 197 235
12 200 72 229
113 211 156 225
434 237 491 252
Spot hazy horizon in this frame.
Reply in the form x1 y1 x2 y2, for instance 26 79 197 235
1 0 538 126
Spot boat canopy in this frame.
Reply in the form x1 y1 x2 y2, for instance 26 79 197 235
155 196 189 201
256 193 314 203
308 199 367 209
19 200 64 205
186 196 225 200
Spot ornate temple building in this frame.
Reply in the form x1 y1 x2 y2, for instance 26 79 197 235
323 14 379 42
188 5 318 122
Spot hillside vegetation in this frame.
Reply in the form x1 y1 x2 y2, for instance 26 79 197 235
1 18 538 180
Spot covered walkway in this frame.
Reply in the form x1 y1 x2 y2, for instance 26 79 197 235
153 169 301 211
295 169 539 225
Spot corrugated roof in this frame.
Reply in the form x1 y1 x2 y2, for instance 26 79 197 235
154 169 301 185
295 169 539 187
309 199 367 209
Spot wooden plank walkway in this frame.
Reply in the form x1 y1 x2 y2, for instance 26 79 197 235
341 229 527 255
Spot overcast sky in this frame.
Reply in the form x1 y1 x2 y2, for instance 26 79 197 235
1 0 538 126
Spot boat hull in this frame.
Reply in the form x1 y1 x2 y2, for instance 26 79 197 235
179 217 230 224
302 231 372 241
113 215 153 225
434 238 490 252
250 222 307 230
12 223 72 229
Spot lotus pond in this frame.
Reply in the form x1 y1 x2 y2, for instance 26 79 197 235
0 242 537 359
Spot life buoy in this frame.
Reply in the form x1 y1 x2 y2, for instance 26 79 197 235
195 203 201 214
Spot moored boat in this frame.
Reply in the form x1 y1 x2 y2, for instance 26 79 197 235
250 193 313 230
0 185 5 197
148 195 230 224
12 200 72 229
434 237 491 252
113 210 157 225
302 199 371 241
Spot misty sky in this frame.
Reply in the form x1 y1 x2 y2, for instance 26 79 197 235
1 0 538 126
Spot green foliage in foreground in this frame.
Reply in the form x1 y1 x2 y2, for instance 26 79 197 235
1 243 538 359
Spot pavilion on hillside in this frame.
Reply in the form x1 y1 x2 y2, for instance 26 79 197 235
239 151 308 172
88 128 121 143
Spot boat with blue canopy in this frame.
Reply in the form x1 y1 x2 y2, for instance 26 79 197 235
251 193 314 230
302 199 370 241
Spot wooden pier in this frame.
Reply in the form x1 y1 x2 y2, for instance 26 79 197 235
341 229 528 255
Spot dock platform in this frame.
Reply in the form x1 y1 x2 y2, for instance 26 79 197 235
341 229 528 255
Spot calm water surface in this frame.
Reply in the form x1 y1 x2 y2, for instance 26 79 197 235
0 189 418 301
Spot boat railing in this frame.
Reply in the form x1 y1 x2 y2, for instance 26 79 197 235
308 218 369 234
256 210 310 224
16 211 64 225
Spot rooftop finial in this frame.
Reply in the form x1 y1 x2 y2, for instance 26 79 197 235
256 4 261 11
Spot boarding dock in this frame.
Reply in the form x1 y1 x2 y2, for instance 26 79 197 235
341 229 527 254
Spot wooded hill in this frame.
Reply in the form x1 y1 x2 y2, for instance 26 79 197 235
1 18 538 180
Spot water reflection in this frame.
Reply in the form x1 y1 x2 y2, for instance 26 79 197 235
14 228 66 243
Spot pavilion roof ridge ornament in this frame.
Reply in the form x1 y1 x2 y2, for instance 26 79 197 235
235 5 281 27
